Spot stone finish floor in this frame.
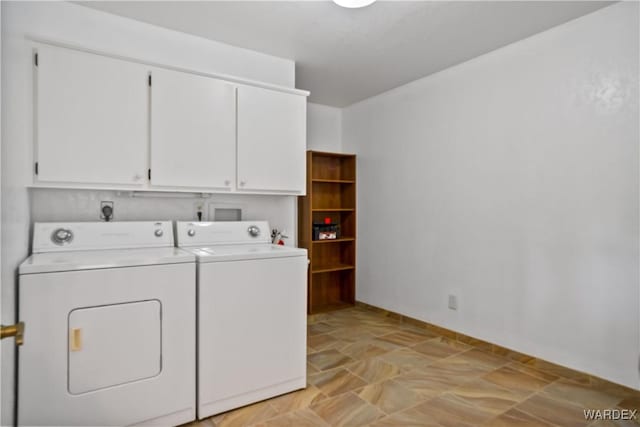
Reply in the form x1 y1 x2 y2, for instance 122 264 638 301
191 305 640 427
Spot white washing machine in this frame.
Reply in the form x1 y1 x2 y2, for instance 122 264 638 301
18 221 196 426
175 221 308 419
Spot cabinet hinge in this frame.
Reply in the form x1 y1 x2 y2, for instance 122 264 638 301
34 162 39 175
34 53 38 67
148 169 151 180
148 75 152 87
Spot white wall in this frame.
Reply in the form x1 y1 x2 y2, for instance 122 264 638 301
29 189 296 237
343 2 639 389
307 102 343 153
1 2 296 424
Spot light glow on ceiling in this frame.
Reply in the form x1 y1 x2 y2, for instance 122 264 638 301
332 0 377 9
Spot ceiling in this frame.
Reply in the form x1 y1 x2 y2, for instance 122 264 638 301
78 1 613 107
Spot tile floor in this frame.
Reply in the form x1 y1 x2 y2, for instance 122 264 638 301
191 305 640 427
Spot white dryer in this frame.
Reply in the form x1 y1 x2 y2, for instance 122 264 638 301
175 221 308 419
18 221 196 426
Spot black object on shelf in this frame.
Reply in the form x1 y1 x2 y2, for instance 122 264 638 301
313 222 340 240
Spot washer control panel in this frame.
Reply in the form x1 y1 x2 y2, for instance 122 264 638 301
33 221 174 253
175 221 271 246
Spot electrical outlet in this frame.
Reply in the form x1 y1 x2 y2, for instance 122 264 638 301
448 294 458 310
194 202 204 222
100 201 114 221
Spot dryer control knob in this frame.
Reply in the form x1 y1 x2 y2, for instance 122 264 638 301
51 228 73 245
187 229 196 237
154 229 164 237
247 225 260 237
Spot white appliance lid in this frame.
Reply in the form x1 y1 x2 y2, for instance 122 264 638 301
183 244 307 262
32 221 175 253
19 247 195 275
175 221 272 246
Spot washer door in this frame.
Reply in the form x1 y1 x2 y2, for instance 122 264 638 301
68 300 161 395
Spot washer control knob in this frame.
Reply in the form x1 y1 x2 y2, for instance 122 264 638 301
247 225 260 237
51 228 73 245
187 229 196 237
154 229 164 237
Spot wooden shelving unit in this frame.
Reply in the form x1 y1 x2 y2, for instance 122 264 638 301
298 151 356 314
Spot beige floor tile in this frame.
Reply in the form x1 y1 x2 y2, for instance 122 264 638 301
377 347 435 372
254 408 329 427
357 379 425 415
618 395 640 411
398 322 439 337
506 362 559 382
542 378 624 410
492 347 536 364
515 393 590 427
329 327 376 343
430 354 495 378
367 337 406 352
369 407 442 427
483 366 555 399
589 379 640 401
411 337 471 360
393 364 468 398
308 322 334 337
340 340 391 361
455 335 494 352
268 386 327 414
484 408 554 427
454 348 510 369
308 333 346 352
307 349 354 371
448 378 523 414
310 392 385 426
525 359 592 385
308 367 368 397
359 323 404 337
411 394 494 427
376 330 435 347
186 419 215 427
346 357 400 384
324 317 365 329
588 418 640 427
212 400 279 427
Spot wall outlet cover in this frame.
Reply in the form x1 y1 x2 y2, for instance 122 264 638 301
448 294 458 310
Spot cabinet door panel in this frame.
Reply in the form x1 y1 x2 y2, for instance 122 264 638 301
150 69 236 189
36 45 148 186
237 86 306 193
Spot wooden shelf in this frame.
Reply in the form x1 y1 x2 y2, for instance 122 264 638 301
312 179 355 184
299 151 357 314
312 264 355 274
312 238 355 244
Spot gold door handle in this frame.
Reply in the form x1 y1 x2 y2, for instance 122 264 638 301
0 322 25 346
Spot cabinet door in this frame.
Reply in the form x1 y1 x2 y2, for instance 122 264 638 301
35 45 148 186
237 86 306 194
150 68 236 189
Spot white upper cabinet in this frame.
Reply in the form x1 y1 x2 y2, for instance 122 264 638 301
150 68 236 190
237 85 306 194
35 45 148 186
33 42 309 194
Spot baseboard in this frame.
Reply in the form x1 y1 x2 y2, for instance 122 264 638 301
353 301 638 394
